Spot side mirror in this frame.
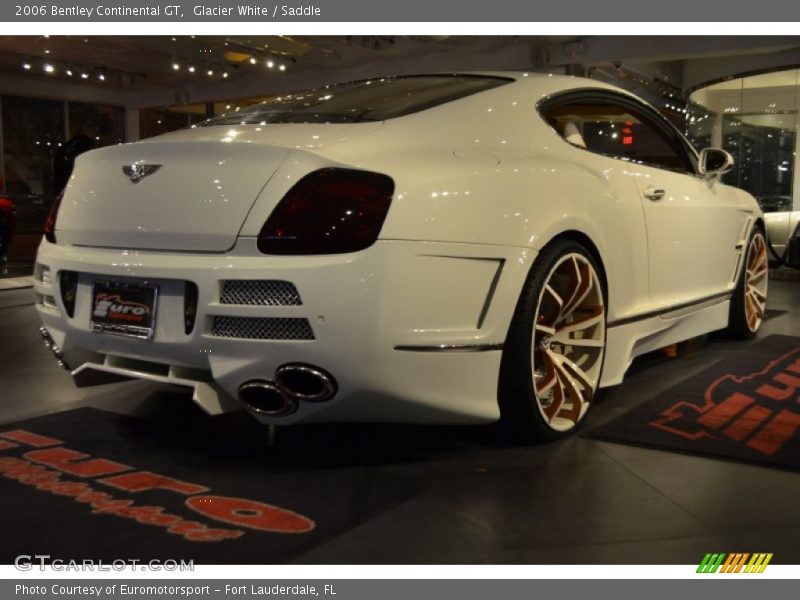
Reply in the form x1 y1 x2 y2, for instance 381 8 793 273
698 148 734 178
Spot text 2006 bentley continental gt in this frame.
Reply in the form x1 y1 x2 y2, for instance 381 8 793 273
35 73 768 439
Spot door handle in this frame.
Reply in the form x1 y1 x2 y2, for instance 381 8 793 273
643 187 666 201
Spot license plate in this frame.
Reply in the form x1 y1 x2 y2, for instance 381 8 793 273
91 280 159 340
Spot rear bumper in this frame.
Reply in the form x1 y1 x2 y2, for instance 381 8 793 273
34 237 534 424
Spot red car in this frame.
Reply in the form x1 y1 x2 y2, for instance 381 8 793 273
0 196 16 265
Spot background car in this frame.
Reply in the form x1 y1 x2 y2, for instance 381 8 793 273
757 195 793 213
0 195 16 272
35 73 767 440
765 209 800 265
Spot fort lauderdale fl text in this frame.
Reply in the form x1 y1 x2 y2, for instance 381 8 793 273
29 4 322 18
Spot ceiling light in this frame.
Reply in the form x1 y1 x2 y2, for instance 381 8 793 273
66 69 73 76
207 69 214 76
44 49 50 54
22 62 31 70
43 63 54 73
172 62 180 70
98 73 105 81
222 72 229 78
249 57 257 64
279 64 286 71
188 65 195 73
81 72 89 79
266 60 274 68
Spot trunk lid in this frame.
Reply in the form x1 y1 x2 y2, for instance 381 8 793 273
55 123 382 252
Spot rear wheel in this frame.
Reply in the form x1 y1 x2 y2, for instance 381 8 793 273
499 239 607 441
727 227 768 339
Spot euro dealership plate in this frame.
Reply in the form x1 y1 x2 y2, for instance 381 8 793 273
90 280 159 340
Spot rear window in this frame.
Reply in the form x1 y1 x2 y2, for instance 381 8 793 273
199 75 512 126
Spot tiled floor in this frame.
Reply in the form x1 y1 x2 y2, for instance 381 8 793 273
0 281 798 564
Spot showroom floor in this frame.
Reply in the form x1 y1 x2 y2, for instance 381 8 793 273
0 280 799 564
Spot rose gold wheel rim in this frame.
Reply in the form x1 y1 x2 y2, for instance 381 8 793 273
531 253 605 432
744 232 768 332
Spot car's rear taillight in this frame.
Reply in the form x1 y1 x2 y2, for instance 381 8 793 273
257 168 394 255
44 191 64 244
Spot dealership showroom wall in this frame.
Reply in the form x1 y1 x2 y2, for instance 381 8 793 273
1 35 800 566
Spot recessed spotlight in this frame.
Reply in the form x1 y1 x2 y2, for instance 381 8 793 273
44 49 50 54
266 60 274 68
22 62 31 70
188 65 195 73
207 69 214 76
172 62 180 71
81 72 89 79
44 63 54 73
249 57 257 65
98 73 105 81
222 72 229 78
279 64 286 71
66 69 73 76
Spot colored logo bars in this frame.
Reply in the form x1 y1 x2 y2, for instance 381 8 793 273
697 552 773 573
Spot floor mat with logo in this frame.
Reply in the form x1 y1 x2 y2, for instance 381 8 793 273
588 335 800 471
0 407 419 564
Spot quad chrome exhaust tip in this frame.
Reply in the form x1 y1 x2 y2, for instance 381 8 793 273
39 327 70 371
237 364 337 418
238 381 298 417
275 363 337 403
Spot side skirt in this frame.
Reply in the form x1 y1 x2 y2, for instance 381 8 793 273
599 297 731 388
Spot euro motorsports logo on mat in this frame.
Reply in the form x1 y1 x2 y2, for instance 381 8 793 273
697 553 773 573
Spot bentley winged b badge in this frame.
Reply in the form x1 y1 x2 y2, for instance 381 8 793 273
122 163 161 183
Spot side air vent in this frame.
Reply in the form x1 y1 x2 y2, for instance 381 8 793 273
211 316 314 340
220 280 302 306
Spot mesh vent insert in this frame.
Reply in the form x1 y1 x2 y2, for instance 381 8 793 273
212 316 314 340
220 280 302 306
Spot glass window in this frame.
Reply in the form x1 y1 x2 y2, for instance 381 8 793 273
139 105 207 139
68 102 125 146
200 75 511 126
541 98 694 173
1 95 65 232
722 114 794 211
688 69 799 212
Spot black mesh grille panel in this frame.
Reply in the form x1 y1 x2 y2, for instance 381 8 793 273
212 316 314 340
220 280 302 306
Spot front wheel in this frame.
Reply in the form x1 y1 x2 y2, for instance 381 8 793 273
727 227 768 339
499 239 607 441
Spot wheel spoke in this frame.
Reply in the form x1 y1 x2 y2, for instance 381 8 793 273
535 354 558 396
535 323 556 336
542 375 565 420
743 232 768 333
555 305 604 336
547 351 589 424
544 284 564 310
747 289 765 317
558 262 597 325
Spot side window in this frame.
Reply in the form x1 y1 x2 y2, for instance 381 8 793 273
541 97 694 174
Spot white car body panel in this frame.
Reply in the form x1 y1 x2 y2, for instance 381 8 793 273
35 72 763 424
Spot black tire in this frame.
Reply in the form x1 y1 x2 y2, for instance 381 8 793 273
727 226 768 339
499 239 607 442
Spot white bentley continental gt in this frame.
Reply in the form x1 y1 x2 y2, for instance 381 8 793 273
35 73 769 439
